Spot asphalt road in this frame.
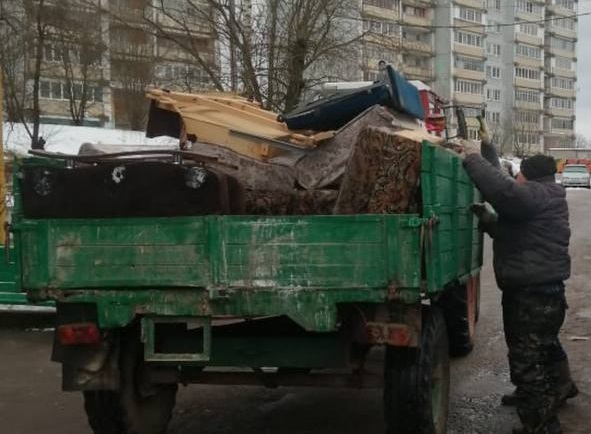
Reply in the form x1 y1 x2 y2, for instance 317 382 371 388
1 189 590 434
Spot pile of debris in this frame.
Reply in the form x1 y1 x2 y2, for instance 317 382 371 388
23 65 451 219
142 65 444 217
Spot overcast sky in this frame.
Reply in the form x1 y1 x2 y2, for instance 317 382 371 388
577 4 591 138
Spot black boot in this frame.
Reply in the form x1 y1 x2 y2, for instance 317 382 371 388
502 387 525 406
553 359 579 406
512 416 562 434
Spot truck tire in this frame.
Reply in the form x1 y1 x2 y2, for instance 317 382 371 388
440 275 479 357
383 306 450 434
83 328 178 434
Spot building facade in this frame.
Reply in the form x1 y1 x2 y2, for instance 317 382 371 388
433 0 577 153
361 0 435 84
10 0 578 149
13 0 216 129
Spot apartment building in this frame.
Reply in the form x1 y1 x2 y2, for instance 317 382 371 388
361 0 435 84
431 0 578 152
17 0 216 128
544 0 578 148
433 0 488 141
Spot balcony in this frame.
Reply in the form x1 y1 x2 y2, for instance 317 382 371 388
546 3 577 17
362 4 399 21
515 32 544 47
402 13 432 30
453 68 485 81
548 24 577 40
453 43 485 58
516 9 545 22
403 65 434 82
547 67 576 79
545 106 575 118
544 127 575 137
514 100 543 111
109 5 146 24
454 92 484 105
401 39 434 55
453 18 485 34
402 0 435 7
546 86 576 99
453 0 485 10
545 45 577 60
515 77 544 90
514 56 544 69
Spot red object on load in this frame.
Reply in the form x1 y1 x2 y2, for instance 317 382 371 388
419 89 447 136
57 323 101 345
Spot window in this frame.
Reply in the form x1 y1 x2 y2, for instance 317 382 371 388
556 0 575 11
487 88 501 101
487 43 501 56
363 20 399 35
516 43 541 59
517 133 540 145
40 81 50 98
515 67 541 80
487 0 501 10
517 0 543 15
518 23 539 36
552 118 574 129
454 31 483 47
39 79 103 102
456 7 483 23
515 88 540 103
51 82 63 99
486 111 501 123
364 0 396 8
487 66 501 79
454 55 484 72
551 77 575 90
552 18 576 30
550 97 574 109
551 37 576 52
468 128 479 141
43 43 61 62
403 5 426 17
555 56 573 70
515 110 539 124
455 79 483 94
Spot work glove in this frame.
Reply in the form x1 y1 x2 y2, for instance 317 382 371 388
476 115 490 144
448 138 480 158
470 202 497 224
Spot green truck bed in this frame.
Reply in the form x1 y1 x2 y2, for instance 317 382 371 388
13 142 481 330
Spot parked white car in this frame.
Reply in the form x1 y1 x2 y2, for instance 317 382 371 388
561 164 591 188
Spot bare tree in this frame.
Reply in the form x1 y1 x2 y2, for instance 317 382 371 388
52 0 107 125
0 0 62 147
500 117 538 158
575 134 589 149
100 0 362 112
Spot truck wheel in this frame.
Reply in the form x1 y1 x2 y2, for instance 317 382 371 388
83 328 178 434
383 306 450 434
440 275 479 357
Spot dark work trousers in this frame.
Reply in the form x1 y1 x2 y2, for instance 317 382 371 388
502 284 568 431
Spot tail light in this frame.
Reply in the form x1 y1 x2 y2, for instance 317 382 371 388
57 323 101 345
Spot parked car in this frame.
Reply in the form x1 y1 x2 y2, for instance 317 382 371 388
561 164 591 188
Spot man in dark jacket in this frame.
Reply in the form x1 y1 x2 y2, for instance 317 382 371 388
458 131 577 434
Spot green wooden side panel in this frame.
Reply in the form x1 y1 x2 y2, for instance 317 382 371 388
421 142 483 292
217 215 420 290
18 218 210 289
17 215 421 291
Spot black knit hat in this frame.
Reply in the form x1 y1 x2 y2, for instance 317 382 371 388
520 155 557 181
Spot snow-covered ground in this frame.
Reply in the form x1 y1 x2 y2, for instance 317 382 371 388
2 122 178 155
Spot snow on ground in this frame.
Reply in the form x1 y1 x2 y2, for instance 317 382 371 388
2 122 178 155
